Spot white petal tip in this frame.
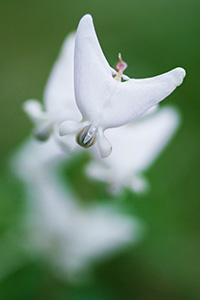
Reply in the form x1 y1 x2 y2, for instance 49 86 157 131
59 120 82 136
23 99 41 114
80 14 93 24
23 99 45 123
97 133 112 158
34 123 52 141
100 146 112 158
172 67 186 86
77 14 94 33
130 176 149 194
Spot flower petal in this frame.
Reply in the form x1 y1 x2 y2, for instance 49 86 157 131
23 99 53 141
59 120 86 136
99 67 186 128
43 33 81 123
97 128 112 158
23 99 46 123
44 33 75 113
53 124 78 153
128 175 149 194
74 14 114 121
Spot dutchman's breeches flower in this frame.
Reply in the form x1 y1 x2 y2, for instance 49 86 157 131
87 105 180 194
23 33 82 151
59 14 186 158
11 137 140 280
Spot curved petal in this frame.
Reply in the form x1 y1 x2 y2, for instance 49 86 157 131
23 99 46 123
99 67 186 128
97 128 112 158
59 120 86 136
23 99 53 141
44 33 81 122
74 14 114 121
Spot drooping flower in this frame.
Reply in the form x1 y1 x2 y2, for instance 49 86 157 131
12 137 141 281
87 105 180 194
23 33 81 151
59 14 186 158
22 17 184 194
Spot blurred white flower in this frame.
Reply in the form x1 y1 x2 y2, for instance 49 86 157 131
23 33 81 151
59 14 186 158
87 106 180 194
12 138 141 281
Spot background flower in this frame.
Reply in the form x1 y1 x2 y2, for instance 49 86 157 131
9 137 141 282
23 33 81 151
87 105 180 194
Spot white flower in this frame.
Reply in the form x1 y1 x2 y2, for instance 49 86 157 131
11 137 142 281
22 15 185 195
23 33 81 151
87 106 180 194
59 14 186 158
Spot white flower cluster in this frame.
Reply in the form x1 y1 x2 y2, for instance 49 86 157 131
12 137 141 281
24 14 185 194
11 14 186 281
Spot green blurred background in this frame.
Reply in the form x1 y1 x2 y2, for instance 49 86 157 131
0 0 200 299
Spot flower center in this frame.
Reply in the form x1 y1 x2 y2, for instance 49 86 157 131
114 53 127 81
76 124 97 148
